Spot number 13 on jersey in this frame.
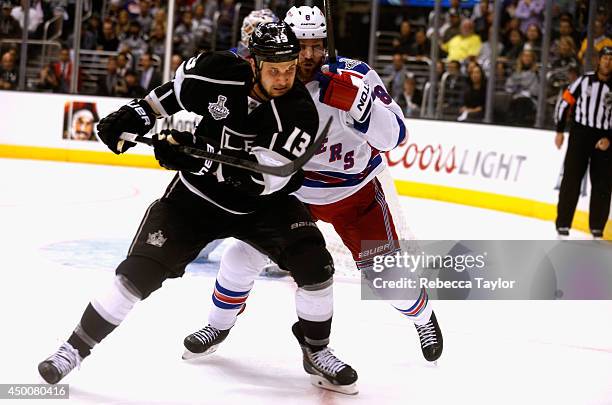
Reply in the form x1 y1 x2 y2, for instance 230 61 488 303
282 127 312 157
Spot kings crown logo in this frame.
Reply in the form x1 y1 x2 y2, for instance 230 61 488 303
209 95 230 120
146 230 167 247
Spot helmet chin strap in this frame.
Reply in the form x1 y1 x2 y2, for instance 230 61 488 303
252 59 272 101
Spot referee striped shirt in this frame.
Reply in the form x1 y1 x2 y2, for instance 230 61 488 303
556 72 612 132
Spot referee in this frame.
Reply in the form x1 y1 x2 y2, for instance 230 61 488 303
555 46 612 239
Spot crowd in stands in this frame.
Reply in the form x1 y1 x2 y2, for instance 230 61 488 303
0 0 610 128
0 0 235 93
385 0 611 125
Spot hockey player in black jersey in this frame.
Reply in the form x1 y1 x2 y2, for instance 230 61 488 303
38 21 357 394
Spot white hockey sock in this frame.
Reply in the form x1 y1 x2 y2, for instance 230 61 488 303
295 280 333 322
391 288 433 325
91 275 141 327
208 240 266 330
209 277 250 330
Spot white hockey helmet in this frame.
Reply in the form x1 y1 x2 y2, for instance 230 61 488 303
284 6 327 39
240 8 278 47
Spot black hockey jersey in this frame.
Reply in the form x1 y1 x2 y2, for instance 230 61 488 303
148 51 319 214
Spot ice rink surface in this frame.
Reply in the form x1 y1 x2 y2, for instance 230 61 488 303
1 158 610 405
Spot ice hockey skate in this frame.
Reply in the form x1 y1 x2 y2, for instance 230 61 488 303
291 322 358 395
38 342 82 384
182 325 230 360
415 311 443 363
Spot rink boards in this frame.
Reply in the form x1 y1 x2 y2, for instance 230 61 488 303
0 90 609 239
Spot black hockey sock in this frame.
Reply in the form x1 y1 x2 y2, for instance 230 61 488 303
298 317 332 352
67 303 118 358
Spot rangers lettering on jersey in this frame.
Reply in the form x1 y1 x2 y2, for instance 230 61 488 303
295 57 406 206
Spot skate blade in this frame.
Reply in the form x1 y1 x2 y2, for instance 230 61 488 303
310 375 358 395
181 345 219 360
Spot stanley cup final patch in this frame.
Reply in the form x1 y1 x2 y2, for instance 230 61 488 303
208 95 230 120
339 57 361 70
146 230 167 247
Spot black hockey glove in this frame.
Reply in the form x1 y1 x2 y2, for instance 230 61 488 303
97 99 155 154
152 129 220 174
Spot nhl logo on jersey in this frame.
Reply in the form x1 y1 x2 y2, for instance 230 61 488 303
208 95 230 120
146 230 167 247
339 57 361 70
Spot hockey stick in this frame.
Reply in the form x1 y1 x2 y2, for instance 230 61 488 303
323 0 337 67
119 117 332 177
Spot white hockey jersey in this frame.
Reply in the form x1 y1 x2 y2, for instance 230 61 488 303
294 57 407 205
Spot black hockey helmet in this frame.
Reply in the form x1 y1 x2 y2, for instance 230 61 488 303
248 21 300 67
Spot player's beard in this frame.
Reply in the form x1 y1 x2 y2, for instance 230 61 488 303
298 60 322 83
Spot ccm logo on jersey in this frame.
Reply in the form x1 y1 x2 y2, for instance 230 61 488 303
128 100 152 126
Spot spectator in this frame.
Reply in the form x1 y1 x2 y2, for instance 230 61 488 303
0 1 21 38
438 8 462 43
550 18 577 58
501 28 524 62
152 7 167 31
384 53 407 100
551 36 579 70
495 60 508 88
0 51 18 90
524 23 542 59
505 46 539 125
52 46 81 93
445 59 466 90
409 28 431 59
515 0 545 33
148 23 166 60
441 19 482 62
478 26 504 73
428 0 471 34
96 56 121 96
216 0 235 50
436 59 445 79
10 0 44 37
98 20 120 51
116 9 131 39
105 0 122 21
458 63 486 121
119 21 148 61
116 52 130 77
192 3 212 46
503 0 518 20
138 52 161 92
392 20 414 55
202 0 218 20
395 73 422 118
137 0 153 34
504 16 521 37
472 0 491 40
37 62 59 92
67 22 97 50
577 19 612 64
174 10 197 58
471 0 492 20
115 70 145 97
87 14 102 45
170 53 183 77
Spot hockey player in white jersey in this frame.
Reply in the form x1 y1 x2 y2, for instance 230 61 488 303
183 5 443 376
